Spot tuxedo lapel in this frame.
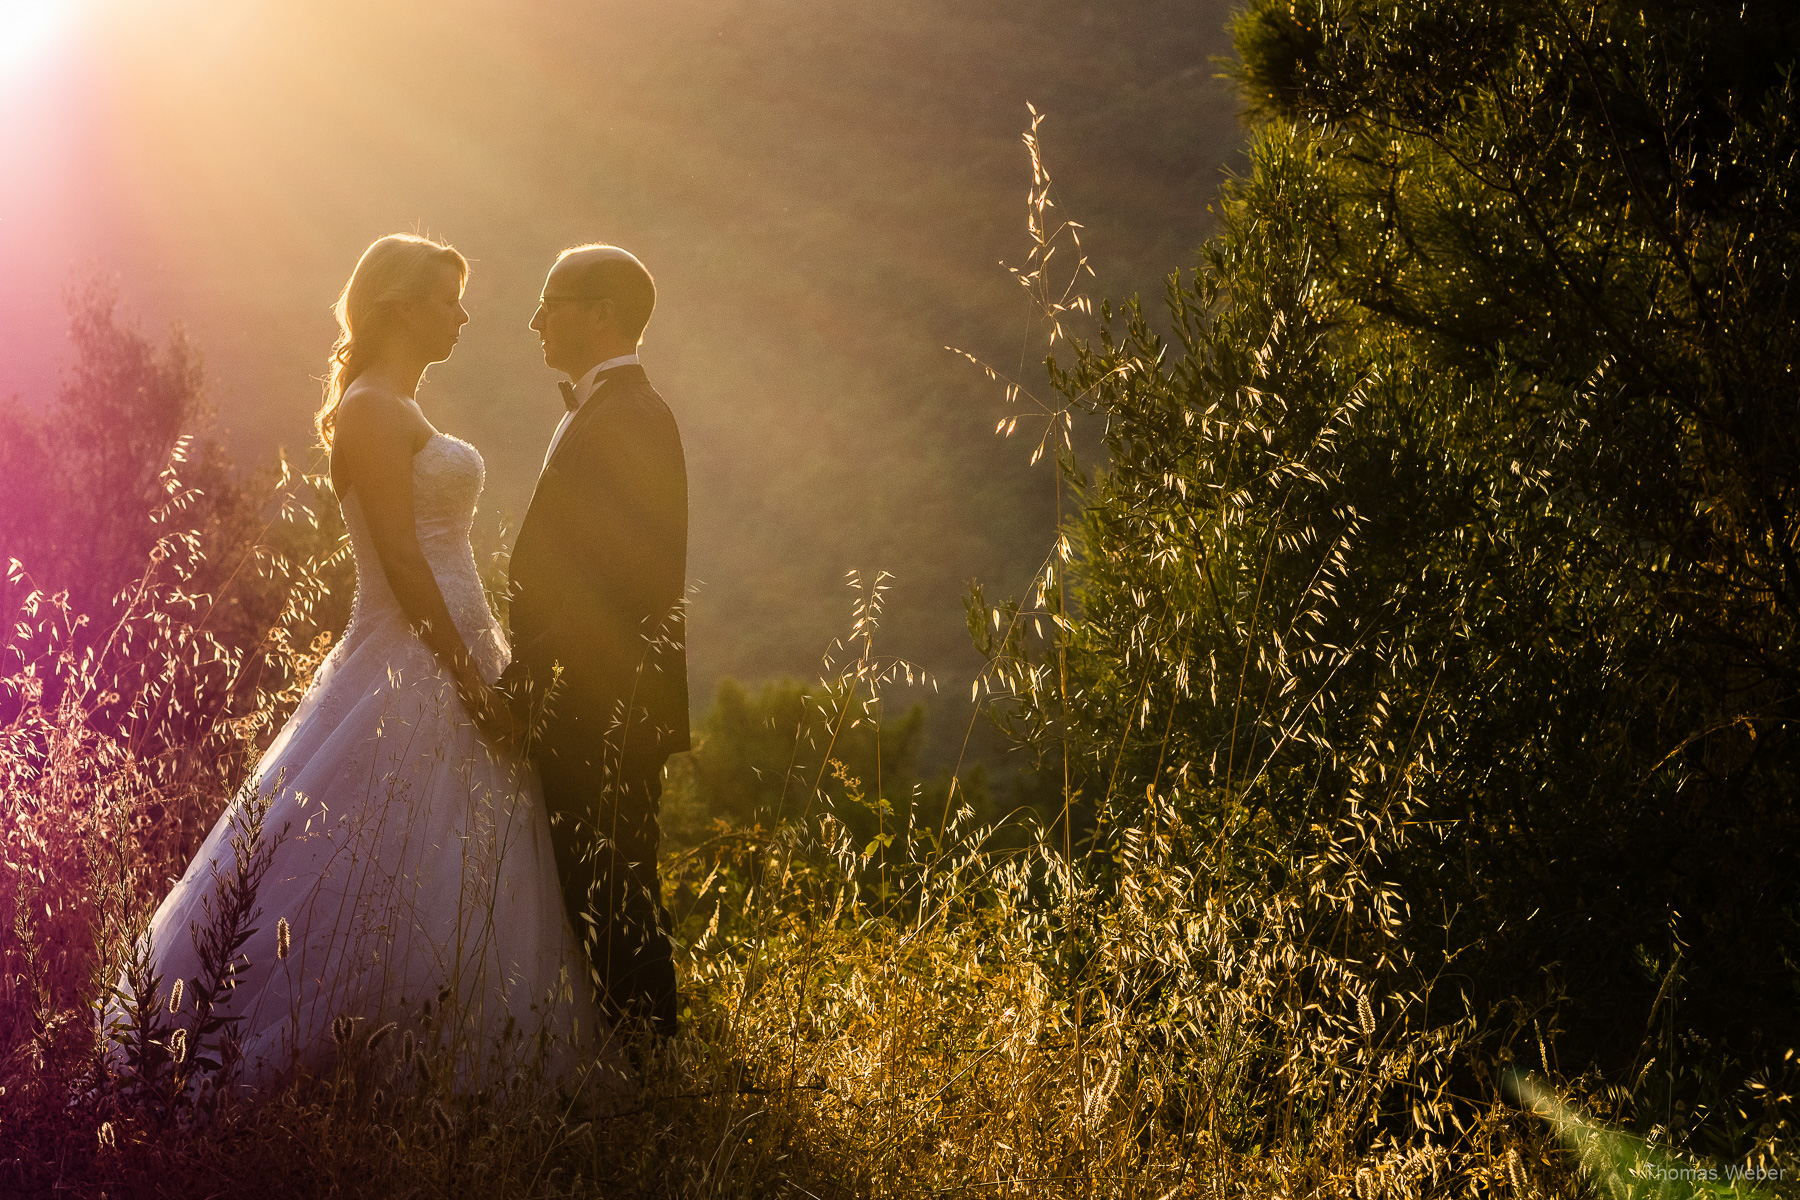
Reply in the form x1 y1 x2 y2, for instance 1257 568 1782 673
519 364 650 532
502 354 689 775
544 364 648 474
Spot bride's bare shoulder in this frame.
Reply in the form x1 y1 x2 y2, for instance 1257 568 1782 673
338 381 420 429
329 384 435 497
335 384 435 450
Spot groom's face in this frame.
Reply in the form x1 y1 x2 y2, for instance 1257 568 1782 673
530 260 604 376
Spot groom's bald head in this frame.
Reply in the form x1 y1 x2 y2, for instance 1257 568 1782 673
553 244 656 343
532 244 658 377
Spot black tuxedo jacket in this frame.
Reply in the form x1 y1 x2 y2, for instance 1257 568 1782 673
504 364 690 776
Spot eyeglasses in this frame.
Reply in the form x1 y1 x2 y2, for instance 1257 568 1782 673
537 294 603 306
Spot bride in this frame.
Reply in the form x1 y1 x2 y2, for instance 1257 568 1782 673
109 234 613 1095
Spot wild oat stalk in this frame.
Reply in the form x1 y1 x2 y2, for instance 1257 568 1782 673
180 779 285 1083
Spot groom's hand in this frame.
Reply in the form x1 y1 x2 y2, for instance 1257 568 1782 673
493 671 536 756
497 661 566 759
452 661 522 754
496 664 531 719
469 683 524 754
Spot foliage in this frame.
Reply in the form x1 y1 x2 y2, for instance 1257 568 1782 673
0 558 1603 1196
0 285 347 1062
0 341 1619 1193
663 676 927 850
0 280 339 652
5 532 1781 1192
967 0 1800 1159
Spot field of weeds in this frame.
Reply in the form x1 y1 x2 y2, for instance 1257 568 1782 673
0 533 1571 1198
0 426 1779 1199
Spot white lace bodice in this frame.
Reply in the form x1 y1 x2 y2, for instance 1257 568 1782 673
337 432 508 682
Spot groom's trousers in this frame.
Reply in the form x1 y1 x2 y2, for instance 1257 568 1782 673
538 757 679 1039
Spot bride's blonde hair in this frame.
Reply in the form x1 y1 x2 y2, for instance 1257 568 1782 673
316 234 469 449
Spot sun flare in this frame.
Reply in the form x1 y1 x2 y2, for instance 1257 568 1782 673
0 0 75 77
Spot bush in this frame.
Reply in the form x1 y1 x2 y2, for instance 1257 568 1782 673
967 0 1800 1166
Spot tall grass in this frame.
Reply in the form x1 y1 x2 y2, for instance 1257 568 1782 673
1 445 339 1060
0 520 1706 1196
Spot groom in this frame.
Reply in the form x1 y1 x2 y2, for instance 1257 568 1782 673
502 243 689 1039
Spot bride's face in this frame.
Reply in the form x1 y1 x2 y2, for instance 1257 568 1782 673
402 262 470 364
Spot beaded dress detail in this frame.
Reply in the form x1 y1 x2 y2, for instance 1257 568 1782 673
118 434 612 1092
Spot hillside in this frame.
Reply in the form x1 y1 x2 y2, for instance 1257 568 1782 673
0 0 1244 760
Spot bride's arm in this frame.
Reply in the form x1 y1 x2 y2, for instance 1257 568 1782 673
332 392 507 735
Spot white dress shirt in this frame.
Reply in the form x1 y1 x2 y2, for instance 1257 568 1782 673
543 353 640 471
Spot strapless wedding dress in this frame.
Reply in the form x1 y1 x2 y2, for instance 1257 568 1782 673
114 433 611 1093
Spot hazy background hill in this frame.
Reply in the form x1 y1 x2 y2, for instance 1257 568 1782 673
0 0 1245 764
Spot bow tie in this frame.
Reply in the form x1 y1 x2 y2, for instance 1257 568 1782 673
557 380 579 412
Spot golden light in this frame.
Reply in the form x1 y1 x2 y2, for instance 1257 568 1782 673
0 0 75 77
